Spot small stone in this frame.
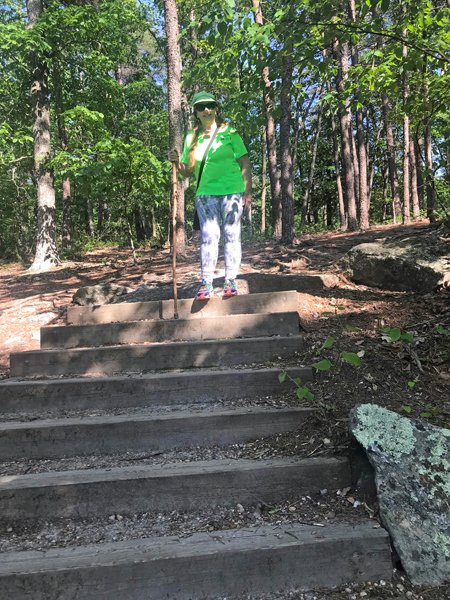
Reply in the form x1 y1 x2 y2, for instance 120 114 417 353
289 506 296 512
360 593 367 597
345 588 352 593
406 592 413 598
397 584 405 591
108 515 116 521
236 503 245 514
6 527 12 533
320 488 328 496
323 438 331 445
116 515 124 521
380 580 386 586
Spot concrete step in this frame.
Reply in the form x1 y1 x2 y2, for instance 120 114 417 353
0 523 392 600
10 335 303 378
0 407 314 460
67 290 299 325
41 312 299 350
0 457 350 520
0 367 311 414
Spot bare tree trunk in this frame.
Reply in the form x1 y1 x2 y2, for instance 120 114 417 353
53 57 72 250
86 198 95 238
97 200 105 234
252 0 282 239
261 127 267 235
280 42 295 244
381 161 389 222
415 138 425 209
301 95 324 226
334 39 358 231
402 6 411 225
327 82 346 230
410 138 420 219
27 0 59 272
368 125 382 205
164 0 186 252
382 93 402 221
151 206 158 238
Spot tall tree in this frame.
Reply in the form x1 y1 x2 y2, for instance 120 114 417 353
27 0 59 272
402 3 410 225
280 40 295 243
382 93 402 222
164 0 186 252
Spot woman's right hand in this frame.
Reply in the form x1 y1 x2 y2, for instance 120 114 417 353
168 149 179 163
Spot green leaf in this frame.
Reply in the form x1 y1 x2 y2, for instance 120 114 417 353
218 21 227 36
342 352 361 366
400 333 414 343
421 412 432 418
278 372 287 383
297 387 313 400
389 328 401 342
293 377 302 385
408 381 416 387
402 405 411 413
346 325 361 332
381 0 389 12
312 359 332 371
322 336 335 349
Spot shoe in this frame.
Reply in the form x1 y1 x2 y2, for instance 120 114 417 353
223 278 238 297
196 280 213 300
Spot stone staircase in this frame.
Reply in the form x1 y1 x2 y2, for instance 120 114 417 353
0 290 392 599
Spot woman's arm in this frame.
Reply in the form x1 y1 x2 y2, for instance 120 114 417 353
237 154 252 210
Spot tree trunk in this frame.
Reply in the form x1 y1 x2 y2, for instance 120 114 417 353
261 127 267 235
97 200 105 234
86 198 95 238
27 0 59 272
415 138 425 209
252 0 282 239
301 94 324 226
382 93 402 221
368 125 382 205
424 119 436 222
327 82 346 230
280 42 295 244
53 56 72 250
164 0 186 252
151 206 158 238
334 39 358 231
410 138 420 219
402 7 411 225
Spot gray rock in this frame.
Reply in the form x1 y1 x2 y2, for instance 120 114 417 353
116 272 339 304
72 284 129 306
342 237 450 292
350 404 450 585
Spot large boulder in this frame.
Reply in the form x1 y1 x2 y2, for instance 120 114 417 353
342 237 450 292
350 404 450 585
72 284 129 306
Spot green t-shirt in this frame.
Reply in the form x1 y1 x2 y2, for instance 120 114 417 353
181 125 247 196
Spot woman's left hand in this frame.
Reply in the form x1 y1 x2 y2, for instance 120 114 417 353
243 193 252 211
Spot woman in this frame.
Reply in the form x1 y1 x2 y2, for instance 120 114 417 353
168 91 252 299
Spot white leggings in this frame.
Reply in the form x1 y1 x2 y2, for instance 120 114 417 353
196 193 243 281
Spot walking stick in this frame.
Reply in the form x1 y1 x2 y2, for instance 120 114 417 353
171 161 179 319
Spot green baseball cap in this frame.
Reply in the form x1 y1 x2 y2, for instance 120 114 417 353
192 91 217 106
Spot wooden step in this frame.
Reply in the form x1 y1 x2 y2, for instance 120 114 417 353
10 335 304 378
67 290 299 325
0 407 314 460
0 367 311 414
0 457 350 520
41 312 299 349
0 524 392 600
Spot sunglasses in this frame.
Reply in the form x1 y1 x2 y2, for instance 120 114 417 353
195 102 217 111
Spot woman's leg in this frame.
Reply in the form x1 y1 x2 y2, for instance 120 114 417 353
196 195 221 282
220 193 244 280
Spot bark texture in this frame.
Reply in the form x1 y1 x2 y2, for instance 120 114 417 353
27 0 59 272
382 94 402 221
280 44 295 244
164 0 186 252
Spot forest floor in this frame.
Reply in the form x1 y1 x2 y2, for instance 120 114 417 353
0 218 450 600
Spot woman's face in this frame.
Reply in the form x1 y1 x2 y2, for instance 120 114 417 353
195 102 217 130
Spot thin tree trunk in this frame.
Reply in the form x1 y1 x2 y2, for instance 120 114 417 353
301 94 324 225
97 200 105 234
151 206 158 238
327 81 346 230
381 161 389 222
382 93 402 221
415 138 425 209
368 125 382 205
280 41 295 244
252 0 282 239
402 8 411 225
334 39 358 231
164 0 186 252
27 0 59 271
261 127 267 235
86 198 95 238
410 138 420 219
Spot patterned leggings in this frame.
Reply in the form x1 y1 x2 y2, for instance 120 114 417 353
196 193 243 282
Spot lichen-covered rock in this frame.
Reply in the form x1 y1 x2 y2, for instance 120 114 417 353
350 404 450 585
342 238 450 292
72 284 129 306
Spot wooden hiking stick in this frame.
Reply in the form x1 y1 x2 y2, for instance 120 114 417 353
171 161 179 319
